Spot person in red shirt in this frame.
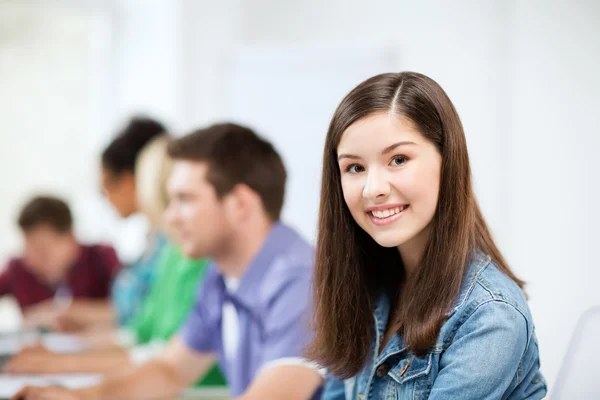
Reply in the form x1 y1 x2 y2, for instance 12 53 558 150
0 196 121 324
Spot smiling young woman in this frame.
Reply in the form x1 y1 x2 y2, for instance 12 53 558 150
309 72 547 400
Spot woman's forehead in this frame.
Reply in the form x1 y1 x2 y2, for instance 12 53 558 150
337 113 423 154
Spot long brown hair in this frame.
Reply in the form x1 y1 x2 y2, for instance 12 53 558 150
308 72 525 378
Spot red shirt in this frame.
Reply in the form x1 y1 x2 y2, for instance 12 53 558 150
0 244 121 310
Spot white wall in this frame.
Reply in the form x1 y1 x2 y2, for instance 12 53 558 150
111 0 184 129
179 0 244 130
0 0 185 264
0 2 110 260
509 0 600 390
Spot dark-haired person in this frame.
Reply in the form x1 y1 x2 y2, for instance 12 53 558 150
309 72 547 399
100 116 170 327
55 116 170 331
0 196 120 324
13 123 323 400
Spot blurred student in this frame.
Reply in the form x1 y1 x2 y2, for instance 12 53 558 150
4 137 226 387
13 123 323 400
100 116 170 326
53 117 170 331
0 196 120 324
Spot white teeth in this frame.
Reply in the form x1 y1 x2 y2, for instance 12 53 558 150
370 206 407 219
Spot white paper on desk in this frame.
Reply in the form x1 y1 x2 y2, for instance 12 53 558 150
41 333 87 353
0 374 102 397
0 333 87 355
0 336 22 355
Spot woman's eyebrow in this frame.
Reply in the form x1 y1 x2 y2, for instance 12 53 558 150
381 141 416 155
337 153 361 161
338 141 416 161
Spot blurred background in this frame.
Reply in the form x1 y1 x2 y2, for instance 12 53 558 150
0 0 599 391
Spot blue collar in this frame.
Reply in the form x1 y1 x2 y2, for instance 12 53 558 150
213 222 298 313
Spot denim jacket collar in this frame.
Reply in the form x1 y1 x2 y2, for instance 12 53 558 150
372 251 492 357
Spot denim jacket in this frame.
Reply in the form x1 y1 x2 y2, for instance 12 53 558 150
322 253 547 400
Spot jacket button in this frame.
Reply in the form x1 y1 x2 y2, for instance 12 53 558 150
376 363 390 377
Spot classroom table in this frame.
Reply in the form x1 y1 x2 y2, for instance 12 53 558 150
0 377 229 400
0 332 229 399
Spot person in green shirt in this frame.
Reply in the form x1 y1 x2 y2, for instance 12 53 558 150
123 244 225 386
128 244 207 344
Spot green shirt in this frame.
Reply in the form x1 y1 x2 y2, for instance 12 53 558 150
126 244 226 386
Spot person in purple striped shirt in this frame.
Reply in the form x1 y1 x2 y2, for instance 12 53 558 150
14 123 323 400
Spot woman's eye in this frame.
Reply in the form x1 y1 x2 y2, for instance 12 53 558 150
390 155 408 166
346 164 364 174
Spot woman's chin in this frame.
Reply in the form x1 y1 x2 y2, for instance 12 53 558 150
371 233 405 249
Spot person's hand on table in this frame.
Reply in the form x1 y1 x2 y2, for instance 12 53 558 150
22 300 60 330
17 343 47 355
10 386 93 400
3 345 59 374
76 328 119 350
49 300 115 334
23 300 101 333
51 313 87 333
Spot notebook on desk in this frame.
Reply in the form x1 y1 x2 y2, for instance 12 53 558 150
0 331 87 355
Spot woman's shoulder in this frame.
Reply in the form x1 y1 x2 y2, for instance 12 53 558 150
438 254 534 349
455 254 529 313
